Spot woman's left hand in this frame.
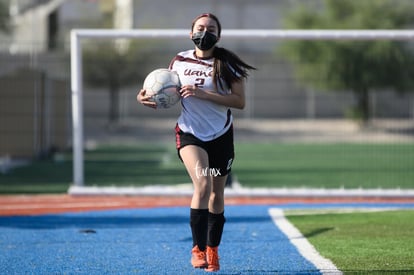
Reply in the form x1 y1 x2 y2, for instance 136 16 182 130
180 85 204 99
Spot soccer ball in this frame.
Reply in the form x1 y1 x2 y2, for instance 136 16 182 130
143 68 181 109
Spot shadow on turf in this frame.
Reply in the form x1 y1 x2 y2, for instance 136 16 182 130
0 215 271 229
303 227 335 238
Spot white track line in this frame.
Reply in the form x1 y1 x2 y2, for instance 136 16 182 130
269 208 342 275
68 185 414 198
0 202 127 210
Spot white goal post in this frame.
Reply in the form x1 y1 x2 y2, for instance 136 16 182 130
70 29 414 187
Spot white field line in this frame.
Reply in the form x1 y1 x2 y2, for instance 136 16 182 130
269 208 342 275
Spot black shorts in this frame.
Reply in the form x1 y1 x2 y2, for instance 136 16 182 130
175 124 234 176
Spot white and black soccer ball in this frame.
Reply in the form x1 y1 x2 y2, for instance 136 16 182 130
143 68 181 109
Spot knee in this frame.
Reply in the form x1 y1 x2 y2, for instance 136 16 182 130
194 178 211 200
209 190 224 205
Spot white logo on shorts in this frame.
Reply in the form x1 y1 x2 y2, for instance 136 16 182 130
195 161 221 179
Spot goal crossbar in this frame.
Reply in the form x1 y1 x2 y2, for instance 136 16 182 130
70 29 414 187
73 28 414 40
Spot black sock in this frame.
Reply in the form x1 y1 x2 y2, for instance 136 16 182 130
190 208 209 251
207 212 226 247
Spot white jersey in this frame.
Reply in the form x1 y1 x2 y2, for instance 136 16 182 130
169 49 233 141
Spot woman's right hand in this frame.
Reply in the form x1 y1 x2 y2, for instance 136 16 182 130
137 89 157 109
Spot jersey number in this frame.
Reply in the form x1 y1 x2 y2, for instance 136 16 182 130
194 78 205 88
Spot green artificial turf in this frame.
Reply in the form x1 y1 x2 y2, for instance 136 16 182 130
287 210 414 273
235 143 414 189
0 142 413 193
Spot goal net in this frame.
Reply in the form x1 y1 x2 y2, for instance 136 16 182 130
69 29 414 196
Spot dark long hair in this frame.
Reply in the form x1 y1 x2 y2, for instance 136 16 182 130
191 13 256 90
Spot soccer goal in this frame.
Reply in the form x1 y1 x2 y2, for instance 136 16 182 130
70 29 414 195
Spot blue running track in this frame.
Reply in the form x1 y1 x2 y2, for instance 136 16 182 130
1 203 413 274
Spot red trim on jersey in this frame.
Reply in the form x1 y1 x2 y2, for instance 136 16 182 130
169 54 213 69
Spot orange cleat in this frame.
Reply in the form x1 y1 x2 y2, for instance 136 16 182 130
191 245 207 268
205 246 220 272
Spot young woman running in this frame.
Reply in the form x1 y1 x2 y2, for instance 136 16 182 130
137 13 255 272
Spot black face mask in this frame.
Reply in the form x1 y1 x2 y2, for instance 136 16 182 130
191 31 218 51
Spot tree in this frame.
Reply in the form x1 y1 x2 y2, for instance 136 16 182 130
83 41 149 123
82 4 151 124
280 0 414 123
